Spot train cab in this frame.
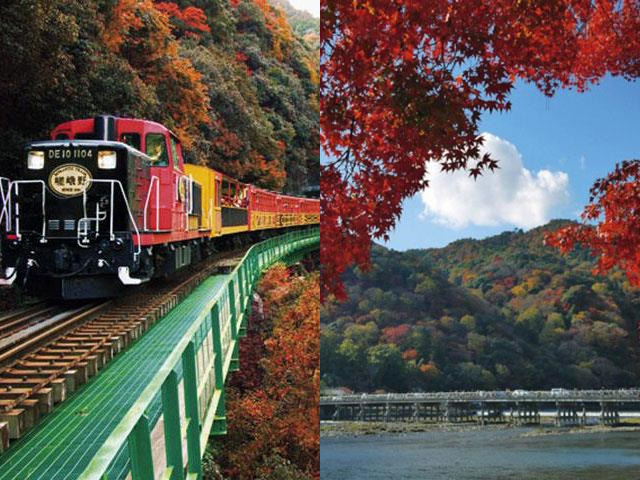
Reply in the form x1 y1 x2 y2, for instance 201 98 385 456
51 117 198 237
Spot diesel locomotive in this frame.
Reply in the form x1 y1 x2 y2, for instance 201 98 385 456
0 116 319 299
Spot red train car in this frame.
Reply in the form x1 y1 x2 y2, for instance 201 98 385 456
0 116 318 299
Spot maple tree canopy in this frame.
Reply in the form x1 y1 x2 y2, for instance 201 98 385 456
546 160 640 287
320 0 640 299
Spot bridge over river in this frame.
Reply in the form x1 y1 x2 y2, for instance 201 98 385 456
320 390 640 426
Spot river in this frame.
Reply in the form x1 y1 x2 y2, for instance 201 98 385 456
320 428 640 479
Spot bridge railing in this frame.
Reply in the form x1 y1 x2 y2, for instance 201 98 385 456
79 227 319 480
321 389 640 404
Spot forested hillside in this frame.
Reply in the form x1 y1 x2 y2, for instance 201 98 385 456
211 264 319 479
321 220 640 393
0 0 318 193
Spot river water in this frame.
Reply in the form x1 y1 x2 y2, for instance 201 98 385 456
320 428 640 479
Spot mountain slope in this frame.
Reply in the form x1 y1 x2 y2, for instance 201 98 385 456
321 220 640 392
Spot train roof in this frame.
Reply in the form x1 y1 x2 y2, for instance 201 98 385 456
51 116 180 142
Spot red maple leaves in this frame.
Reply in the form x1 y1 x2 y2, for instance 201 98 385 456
220 265 319 478
321 0 640 299
154 2 210 37
546 160 640 287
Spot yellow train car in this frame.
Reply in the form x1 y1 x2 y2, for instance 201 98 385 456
185 163 319 238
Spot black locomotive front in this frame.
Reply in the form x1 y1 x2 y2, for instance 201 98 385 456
0 120 152 298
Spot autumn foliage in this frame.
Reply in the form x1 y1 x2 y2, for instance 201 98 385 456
546 160 640 287
154 2 211 37
214 265 319 479
0 0 318 193
321 225 640 393
321 0 640 299
103 0 211 149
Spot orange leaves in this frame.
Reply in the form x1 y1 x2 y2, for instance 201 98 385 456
402 348 418 361
321 0 640 299
102 0 145 52
381 324 411 345
220 265 319 479
102 1 210 149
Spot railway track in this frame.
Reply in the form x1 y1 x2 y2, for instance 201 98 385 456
0 247 250 445
0 302 56 341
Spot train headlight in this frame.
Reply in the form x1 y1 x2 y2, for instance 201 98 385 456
27 151 45 170
98 150 117 169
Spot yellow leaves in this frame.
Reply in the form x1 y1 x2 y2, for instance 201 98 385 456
511 284 527 297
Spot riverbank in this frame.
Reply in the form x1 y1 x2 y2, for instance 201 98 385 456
320 420 640 438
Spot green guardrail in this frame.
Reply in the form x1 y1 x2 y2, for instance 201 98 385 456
79 227 319 480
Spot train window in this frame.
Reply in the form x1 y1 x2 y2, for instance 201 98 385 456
120 133 141 151
56 134 69 140
170 137 179 169
145 133 168 166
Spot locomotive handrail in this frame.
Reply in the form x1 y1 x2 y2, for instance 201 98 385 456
0 177 12 233
143 175 160 231
80 179 141 259
0 180 47 240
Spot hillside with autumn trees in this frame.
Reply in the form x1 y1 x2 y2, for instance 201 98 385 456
321 220 640 393
207 264 319 480
0 0 318 192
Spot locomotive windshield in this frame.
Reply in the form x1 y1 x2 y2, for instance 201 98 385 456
145 133 168 166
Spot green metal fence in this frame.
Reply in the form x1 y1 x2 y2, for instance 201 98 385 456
78 227 319 480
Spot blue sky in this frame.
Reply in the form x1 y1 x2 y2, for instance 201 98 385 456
385 76 640 251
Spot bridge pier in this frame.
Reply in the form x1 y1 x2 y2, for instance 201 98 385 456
600 402 620 426
371 403 385 421
477 402 506 425
413 402 441 422
512 402 540 425
554 402 580 426
443 401 475 423
395 403 414 421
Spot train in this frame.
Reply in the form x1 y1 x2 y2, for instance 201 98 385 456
0 116 319 299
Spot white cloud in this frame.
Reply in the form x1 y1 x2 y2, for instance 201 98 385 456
420 133 570 229
287 0 319 17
